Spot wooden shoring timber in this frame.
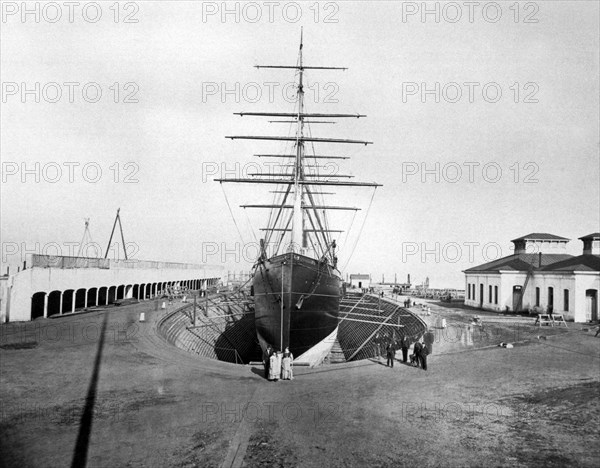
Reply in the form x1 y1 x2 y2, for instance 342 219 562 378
340 317 405 327
341 311 412 320
346 307 400 361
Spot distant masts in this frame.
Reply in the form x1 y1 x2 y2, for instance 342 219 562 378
105 208 128 260
76 218 93 258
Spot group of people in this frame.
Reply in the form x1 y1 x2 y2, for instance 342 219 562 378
379 335 429 371
263 346 294 381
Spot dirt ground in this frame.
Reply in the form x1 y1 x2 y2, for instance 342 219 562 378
1 298 599 467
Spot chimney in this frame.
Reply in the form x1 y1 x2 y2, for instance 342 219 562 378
407 273 411 285
581 234 600 255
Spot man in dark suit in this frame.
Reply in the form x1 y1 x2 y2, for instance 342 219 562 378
424 330 435 356
413 341 423 368
386 341 396 367
263 345 272 379
420 343 429 371
400 336 409 363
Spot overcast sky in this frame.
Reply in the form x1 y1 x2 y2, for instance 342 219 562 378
1 1 599 288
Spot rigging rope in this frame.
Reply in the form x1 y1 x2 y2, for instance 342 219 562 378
337 209 357 257
220 183 246 245
341 187 377 273
244 208 259 244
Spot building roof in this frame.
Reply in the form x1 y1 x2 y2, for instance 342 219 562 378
579 233 600 240
464 253 573 273
540 255 600 272
349 274 370 280
511 233 569 242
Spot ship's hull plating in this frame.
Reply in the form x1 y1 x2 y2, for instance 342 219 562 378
253 252 341 359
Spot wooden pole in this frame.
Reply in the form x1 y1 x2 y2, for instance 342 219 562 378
193 293 197 325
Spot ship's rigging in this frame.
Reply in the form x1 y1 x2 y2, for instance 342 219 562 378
217 29 381 269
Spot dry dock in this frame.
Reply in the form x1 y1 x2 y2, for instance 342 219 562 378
1 297 599 467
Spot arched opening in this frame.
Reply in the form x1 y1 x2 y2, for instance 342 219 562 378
62 289 75 313
48 290 62 317
75 288 87 310
116 285 125 300
479 284 483 308
98 287 108 305
31 292 46 320
125 284 133 299
140 284 146 300
108 286 117 304
87 288 98 308
132 284 140 300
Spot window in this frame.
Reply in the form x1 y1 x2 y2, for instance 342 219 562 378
564 289 569 311
535 287 540 307
467 283 471 300
489 285 492 303
494 286 498 304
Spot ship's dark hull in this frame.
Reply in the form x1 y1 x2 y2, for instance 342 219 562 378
253 252 341 358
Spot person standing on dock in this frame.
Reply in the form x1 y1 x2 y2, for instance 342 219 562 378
424 330 435 356
373 333 381 358
420 342 429 371
386 341 396 367
282 347 294 380
268 350 281 381
413 340 423 369
263 345 273 379
400 336 409 363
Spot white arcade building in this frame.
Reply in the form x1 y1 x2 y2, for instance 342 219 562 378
0 254 224 322
464 233 599 322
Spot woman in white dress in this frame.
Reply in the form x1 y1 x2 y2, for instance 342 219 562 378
268 350 281 381
281 347 294 380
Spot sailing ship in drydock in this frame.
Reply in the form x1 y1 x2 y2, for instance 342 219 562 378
216 31 381 367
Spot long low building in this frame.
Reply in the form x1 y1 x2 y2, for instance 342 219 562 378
0 254 224 322
463 233 599 322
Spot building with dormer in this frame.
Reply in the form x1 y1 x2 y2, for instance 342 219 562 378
463 233 599 322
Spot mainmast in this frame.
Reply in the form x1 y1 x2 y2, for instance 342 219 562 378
217 31 381 264
292 29 305 252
